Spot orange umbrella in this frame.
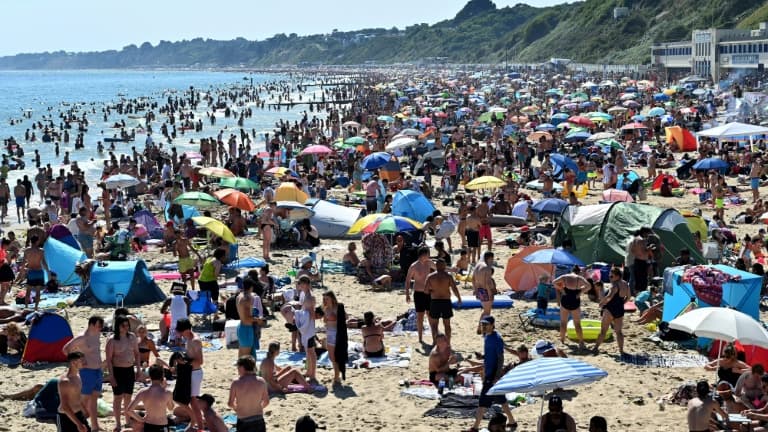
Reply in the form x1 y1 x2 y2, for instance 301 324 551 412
199 167 235 178
213 188 255 211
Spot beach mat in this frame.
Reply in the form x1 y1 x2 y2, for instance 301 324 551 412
320 259 354 275
618 352 709 368
36 292 80 309
152 272 184 280
254 350 306 368
223 257 266 270
319 343 411 369
423 393 501 419
0 354 21 366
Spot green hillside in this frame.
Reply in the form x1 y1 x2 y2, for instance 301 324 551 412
0 0 766 69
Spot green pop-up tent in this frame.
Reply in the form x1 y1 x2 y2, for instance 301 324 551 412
554 202 704 269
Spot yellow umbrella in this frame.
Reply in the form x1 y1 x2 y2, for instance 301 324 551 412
347 213 388 235
663 88 676 96
191 216 237 244
465 176 506 190
275 182 309 203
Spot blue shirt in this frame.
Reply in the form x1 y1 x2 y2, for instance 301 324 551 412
537 282 551 299
483 330 504 381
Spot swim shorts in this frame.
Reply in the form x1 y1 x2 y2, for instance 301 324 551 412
142 423 170 432
236 415 266 432
190 368 203 397
57 410 91 432
15 196 24 208
111 366 136 395
413 291 431 313
237 323 258 356
752 177 760 189
466 230 480 248
178 257 195 274
479 224 492 241
79 367 103 395
475 288 491 303
479 379 506 408
78 234 94 250
429 299 454 319
715 198 724 209
27 269 45 286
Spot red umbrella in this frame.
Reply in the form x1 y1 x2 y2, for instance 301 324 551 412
214 188 256 211
299 144 333 156
568 116 595 127
620 122 648 130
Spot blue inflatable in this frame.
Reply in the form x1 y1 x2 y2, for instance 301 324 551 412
452 295 514 309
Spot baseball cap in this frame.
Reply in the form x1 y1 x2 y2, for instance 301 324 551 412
295 415 326 431
535 340 556 355
479 316 495 325
548 395 563 408
196 394 215 407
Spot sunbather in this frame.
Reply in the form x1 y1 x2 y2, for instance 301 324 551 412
259 341 310 393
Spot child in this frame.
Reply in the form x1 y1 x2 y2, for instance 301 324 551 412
294 295 317 382
45 271 59 294
536 274 552 312
454 249 470 274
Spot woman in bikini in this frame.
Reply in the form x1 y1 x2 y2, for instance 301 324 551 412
593 267 631 355
361 311 385 358
259 201 277 261
135 325 168 380
322 291 342 384
704 344 750 387
553 266 590 351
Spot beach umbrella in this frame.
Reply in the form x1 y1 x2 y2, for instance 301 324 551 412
693 157 729 171
670 307 768 347
360 215 423 235
361 152 393 170
465 176 506 190
386 137 418 151
523 248 585 267
568 116 594 127
587 132 615 142
631 114 647 122
509 115 529 124
622 100 641 108
520 105 539 115
276 201 315 220
585 112 612 121
275 182 309 203
527 131 552 143
183 151 203 160
344 136 366 145
531 198 569 215
596 138 624 151
564 131 591 142
213 189 256 212
347 213 419 235
104 174 140 189
607 106 627 113
549 154 578 178
342 121 361 128
602 189 634 202
174 191 219 208
620 122 647 131
536 123 556 131
648 107 666 117
299 144 333 156
398 128 422 137
198 167 235 178
392 190 435 223
377 115 394 123
620 93 637 100
488 357 607 395
219 177 260 191
653 93 670 102
191 216 236 244
265 166 298 178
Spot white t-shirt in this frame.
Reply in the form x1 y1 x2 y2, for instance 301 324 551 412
294 309 315 347
67 218 80 236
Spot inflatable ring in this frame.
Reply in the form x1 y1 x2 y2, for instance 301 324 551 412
567 319 612 342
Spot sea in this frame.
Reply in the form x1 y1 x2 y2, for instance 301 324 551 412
0 70 321 194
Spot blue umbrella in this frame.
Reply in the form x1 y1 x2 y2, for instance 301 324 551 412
392 190 435 223
523 248 585 266
536 123 556 131
693 157 730 171
549 153 578 179
531 198 569 215
624 86 638 93
616 170 640 190
564 131 591 142
653 93 670 101
361 152 393 170
648 107 666 117
488 357 607 395
631 114 646 122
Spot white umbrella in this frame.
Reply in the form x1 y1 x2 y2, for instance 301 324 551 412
104 174 140 189
276 201 315 220
586 132 616 142
397 128 422 137
342 121 361 128
669 307 768 347
385 137 418 151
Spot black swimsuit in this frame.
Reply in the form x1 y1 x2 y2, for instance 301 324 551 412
604 288 627 318
561 287 581 311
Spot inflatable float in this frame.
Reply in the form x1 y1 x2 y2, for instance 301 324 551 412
567 319 612 342
518 307 580 329
489 215 528 227
452 295 514 309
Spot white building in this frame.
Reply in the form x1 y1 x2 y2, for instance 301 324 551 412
651 23 768 82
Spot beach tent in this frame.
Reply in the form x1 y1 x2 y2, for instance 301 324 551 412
22 312 73 364
164 203 200 224
680 211 708 242
615 170 640 190
504 245 551 292
48 224 80 250
554 203 703 268
304 199 363 238
133 209 164 239
392 190 435 223
76 260 165 306
661 265 761 323
665 126 698 151
652 173 680 190
43 237 87 286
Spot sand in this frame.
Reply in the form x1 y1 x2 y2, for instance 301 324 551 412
0 163 760 432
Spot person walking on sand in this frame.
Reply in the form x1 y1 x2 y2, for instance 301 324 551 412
124 365 174 432
105 315 140 432
593 267 630 355
472 251 496 332
426 258 461 344
22 234 48 310
62 316 104 432
175 318 205 432
237 276 264 358
57 351 90 432
174 229 202 292
14 179 25 224
259 201 277 261
228 355 269 432
405 247 436 344
553 266 590 351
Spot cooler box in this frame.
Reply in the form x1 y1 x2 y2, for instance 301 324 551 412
225 320 240 345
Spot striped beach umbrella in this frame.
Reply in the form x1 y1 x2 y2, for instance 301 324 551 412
488 357 607 395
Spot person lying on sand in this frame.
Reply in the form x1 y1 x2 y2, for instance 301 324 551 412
259 341 310 393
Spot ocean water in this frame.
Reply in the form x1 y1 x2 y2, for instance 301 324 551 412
0 70 320 192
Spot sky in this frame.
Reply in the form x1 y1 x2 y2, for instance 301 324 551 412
0 0 570 56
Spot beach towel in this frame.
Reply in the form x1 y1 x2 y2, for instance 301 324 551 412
423 393 502 419
618 352 709 368
320 259 355 275
0 353 21 366
36 292 80 309
319 342 411 369
158 332 223 353
223 257 266 270
273 383 328 396
254 350 306 368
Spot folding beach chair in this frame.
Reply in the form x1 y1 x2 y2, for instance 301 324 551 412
187 290 218 329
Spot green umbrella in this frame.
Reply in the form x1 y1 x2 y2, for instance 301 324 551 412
479 111 505 123
174 191 219 208
333 138 357 149
219 177 260 191
345 136 366 145
596 138 624 150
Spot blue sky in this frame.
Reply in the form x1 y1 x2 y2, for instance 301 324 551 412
0 0 569 56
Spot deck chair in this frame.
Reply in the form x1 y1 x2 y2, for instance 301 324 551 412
187 290 218 328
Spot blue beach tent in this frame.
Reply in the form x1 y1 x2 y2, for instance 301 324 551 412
44 237 87 286
392 190 435 223
661 264 761 323
76 260 165 306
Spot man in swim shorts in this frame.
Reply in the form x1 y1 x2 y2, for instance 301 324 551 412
175 230 201 291
176 318 205 431
75 207 96 258
228 356 269 432
237 276 263 357
405 247 435 344
14 179 25 224
63 316 104 432
472 251 496 331
124 365 174 432
426 258 461 344
750 158 762 203
57 351 91 432
23 234 48 310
